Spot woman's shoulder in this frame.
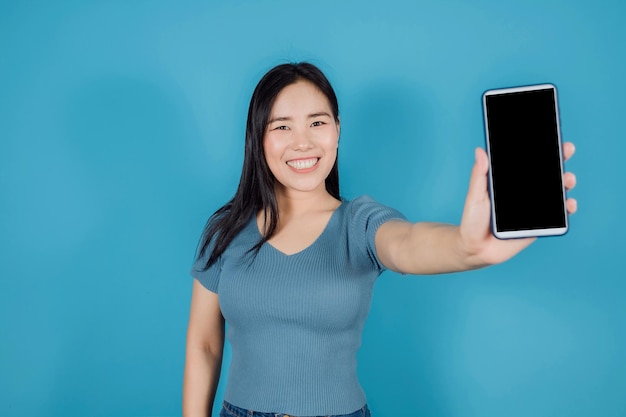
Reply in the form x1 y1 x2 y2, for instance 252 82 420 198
342 194 388 212
341 194 407 223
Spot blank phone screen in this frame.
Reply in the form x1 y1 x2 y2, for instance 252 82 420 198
485 87 567 233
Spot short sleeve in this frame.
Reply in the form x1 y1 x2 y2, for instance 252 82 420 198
348 195 407 272
190 236 222 293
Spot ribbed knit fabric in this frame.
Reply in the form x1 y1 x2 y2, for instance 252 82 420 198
191 195 406 416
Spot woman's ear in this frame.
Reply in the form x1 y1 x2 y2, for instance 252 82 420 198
336 117 341 144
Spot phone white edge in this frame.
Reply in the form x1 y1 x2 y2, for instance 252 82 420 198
481 83 569 239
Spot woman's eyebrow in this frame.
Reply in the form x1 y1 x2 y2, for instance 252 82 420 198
268 112 331 124
268 116 291 124
308 112 332 119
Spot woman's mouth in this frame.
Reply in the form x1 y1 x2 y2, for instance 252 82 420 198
286 158 319 170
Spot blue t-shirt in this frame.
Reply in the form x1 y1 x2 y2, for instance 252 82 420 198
191 195 406 415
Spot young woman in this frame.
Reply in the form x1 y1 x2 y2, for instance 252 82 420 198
183 63 578 417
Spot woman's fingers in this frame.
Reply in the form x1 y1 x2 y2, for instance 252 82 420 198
564 172 577 190
566 198 578 214
562 143 576 213
563 142 576 161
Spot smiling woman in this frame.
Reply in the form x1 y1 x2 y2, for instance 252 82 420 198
194 63 342 269
182 62 578 417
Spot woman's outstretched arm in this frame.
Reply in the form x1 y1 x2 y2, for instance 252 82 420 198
375 144 577 275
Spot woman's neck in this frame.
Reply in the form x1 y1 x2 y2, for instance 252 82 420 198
256 185 342 242
273 185 341 219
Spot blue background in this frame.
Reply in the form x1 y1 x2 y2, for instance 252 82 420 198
1 1 624 416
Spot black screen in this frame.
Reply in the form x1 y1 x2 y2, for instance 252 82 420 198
485 88 566 232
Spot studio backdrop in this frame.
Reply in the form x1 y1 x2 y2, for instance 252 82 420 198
1 1 624 416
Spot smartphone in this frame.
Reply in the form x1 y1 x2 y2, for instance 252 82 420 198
482 84 568 239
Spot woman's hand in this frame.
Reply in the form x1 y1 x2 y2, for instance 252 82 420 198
459 142 578 266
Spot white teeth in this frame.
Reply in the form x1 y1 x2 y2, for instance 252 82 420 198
287 158 319 170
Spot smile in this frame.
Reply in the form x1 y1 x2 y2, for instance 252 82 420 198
286 158 319 170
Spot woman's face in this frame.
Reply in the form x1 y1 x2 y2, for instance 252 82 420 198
264 80 340 197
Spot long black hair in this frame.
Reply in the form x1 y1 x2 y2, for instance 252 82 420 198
197 62 341 269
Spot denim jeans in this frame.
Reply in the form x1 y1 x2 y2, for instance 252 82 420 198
219 401 372 417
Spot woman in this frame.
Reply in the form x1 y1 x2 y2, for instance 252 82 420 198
183 62 577 417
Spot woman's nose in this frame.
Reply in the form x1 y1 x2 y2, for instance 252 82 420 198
291 129 314 150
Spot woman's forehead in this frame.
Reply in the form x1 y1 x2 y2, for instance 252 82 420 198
270 81 332 116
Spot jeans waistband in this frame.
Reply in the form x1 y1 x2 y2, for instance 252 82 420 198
220 400 371 417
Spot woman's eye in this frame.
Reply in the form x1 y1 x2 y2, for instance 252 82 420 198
311 121 325 127
275 125 289 130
